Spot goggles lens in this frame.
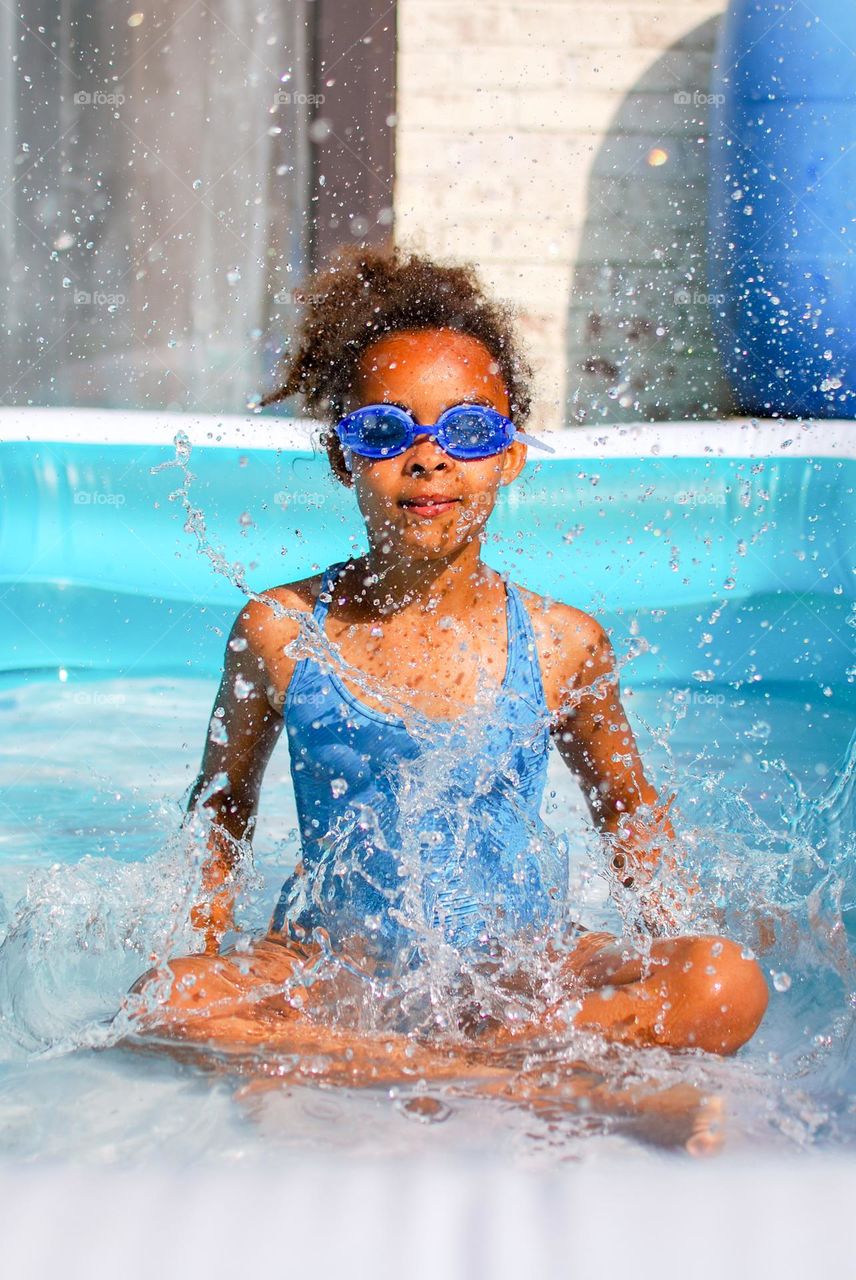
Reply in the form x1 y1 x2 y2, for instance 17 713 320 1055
441 406 508 457
344 406 410 455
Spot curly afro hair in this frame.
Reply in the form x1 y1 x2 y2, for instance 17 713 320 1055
259 244 534 483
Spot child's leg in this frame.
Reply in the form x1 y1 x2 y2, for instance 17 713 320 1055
126 938 312 1046
125 940 518 1088
543 930 769 1055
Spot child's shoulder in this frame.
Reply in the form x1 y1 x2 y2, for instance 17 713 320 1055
513 581 614 700
229 571 325 664
515 581 609 653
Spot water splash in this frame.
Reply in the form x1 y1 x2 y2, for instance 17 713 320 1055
0 434 852 1155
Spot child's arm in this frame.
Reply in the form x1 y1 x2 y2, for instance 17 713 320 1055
549 614 686 934
184 597 287 953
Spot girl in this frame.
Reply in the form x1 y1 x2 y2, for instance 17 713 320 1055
130 248 767 1070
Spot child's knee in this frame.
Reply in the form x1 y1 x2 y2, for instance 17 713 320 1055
130 954 230 1010
677 935 768 1051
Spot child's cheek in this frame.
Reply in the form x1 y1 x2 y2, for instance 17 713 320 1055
462 488 499 520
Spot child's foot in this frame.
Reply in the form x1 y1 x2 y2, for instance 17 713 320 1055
684 1093 726 1157
612 1081 726 1156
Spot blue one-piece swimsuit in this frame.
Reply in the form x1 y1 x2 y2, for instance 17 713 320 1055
271 559 569 969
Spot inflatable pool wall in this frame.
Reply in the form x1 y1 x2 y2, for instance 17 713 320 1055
708 0 856 418
1 411 853 692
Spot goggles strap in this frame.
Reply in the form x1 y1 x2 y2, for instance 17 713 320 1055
515 429 556 454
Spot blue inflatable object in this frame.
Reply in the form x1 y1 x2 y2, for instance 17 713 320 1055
708 0 856 418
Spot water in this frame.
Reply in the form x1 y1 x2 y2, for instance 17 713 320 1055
0 663 852 1162
0 428 852 1162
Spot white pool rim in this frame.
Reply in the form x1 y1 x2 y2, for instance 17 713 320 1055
1 407 854 458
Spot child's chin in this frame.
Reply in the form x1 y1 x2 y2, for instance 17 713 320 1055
401 525 476 555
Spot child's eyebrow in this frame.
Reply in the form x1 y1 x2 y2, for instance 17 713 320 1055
439 395 495 412
377 396 496 417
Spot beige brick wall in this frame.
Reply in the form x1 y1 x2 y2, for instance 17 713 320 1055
394 0 734 432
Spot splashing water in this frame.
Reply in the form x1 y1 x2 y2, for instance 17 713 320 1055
0 434 853 1160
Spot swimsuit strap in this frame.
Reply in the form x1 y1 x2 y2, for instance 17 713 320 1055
503 578 549 714
312 559 349 622
284 560 349 711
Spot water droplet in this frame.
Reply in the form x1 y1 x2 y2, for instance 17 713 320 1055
234 674 254 700
771 971 791 993
395 1096 452 1125
309 118 333 143
173 431 191 463
209 719 228 745
330 777 348 798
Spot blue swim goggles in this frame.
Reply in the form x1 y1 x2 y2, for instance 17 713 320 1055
334 402 555 471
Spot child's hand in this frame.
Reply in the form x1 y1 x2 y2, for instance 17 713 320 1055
190 896 234 957
635 881 689 938
190 854 236 955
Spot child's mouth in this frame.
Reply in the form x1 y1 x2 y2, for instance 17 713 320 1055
398 494 462 519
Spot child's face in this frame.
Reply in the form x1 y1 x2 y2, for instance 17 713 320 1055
344 328 528 562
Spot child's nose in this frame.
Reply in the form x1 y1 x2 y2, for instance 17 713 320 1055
406 434 451 470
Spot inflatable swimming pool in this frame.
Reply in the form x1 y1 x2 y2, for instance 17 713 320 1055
1 410 852 685
0 410 853 1267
